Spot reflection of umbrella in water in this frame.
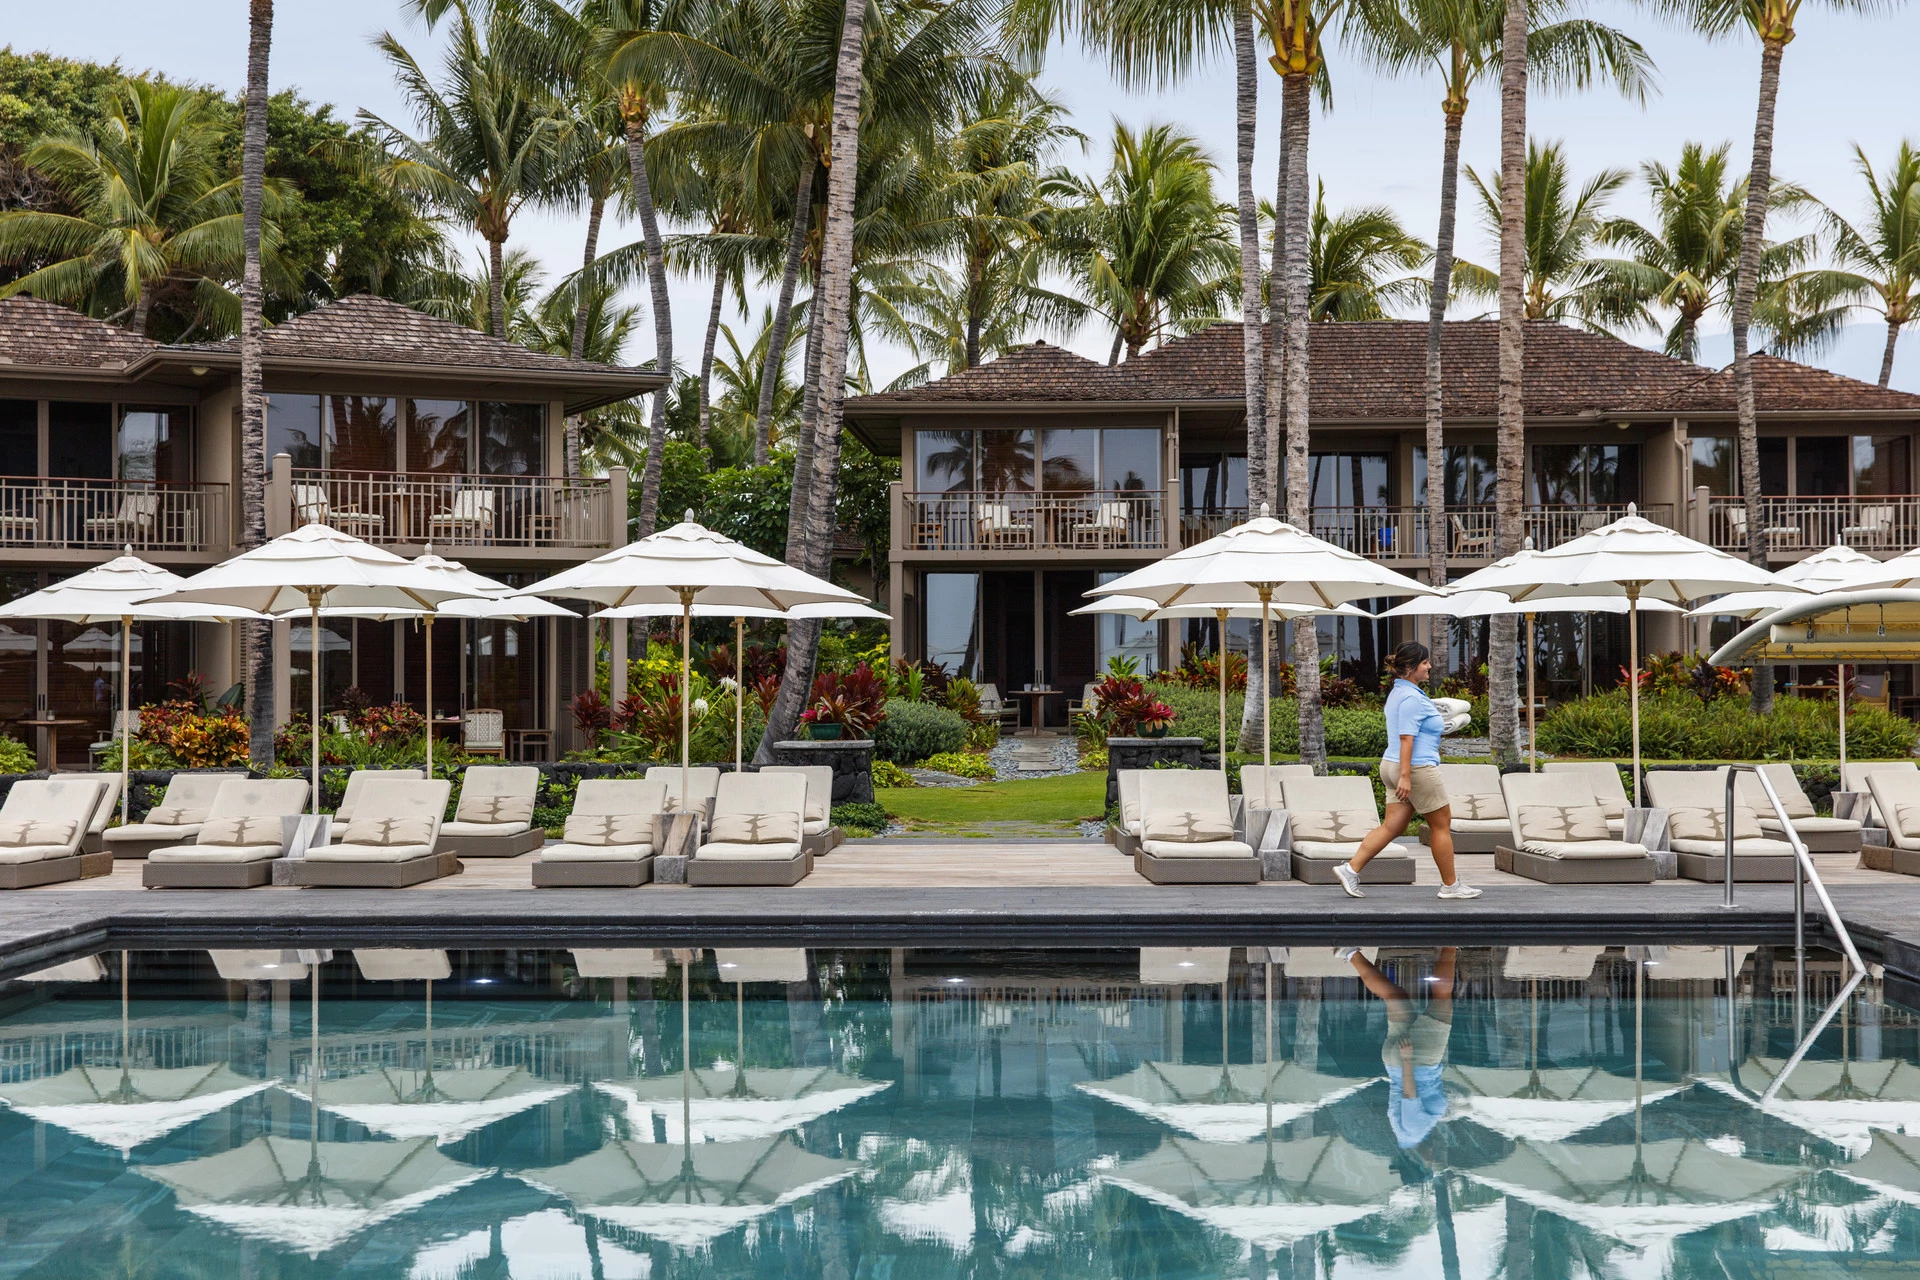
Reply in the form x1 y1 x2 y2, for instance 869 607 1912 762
1445 1065 1681 1143
1076 1062 1370 1144
1699 1056 1920 1157
1835 1129 1920 1207
1101 1133 1408 1249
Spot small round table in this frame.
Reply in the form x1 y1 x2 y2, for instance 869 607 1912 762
1009 688 1065 735
13 718 89 772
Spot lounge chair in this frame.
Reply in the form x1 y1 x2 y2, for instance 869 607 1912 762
1432 764 1508 853
1134 770 1259 884
1495 773 1655 884
328 768 426 842
1730 762 1861 853
978 683 1018 734
1279 946 1378 978
290 778 455 887
687 772 811 886
1279 775 1415 885
1110 769 1147 856
1238 764 1313 811
103 771 235 859
572 949 667 979
142 778 311 889
1541 761 1631 837
761 765 843 855
532 779 668 887
0 777 110 888
646 765 721 826
1644 769 1796 882
75 772 123 855
436 765 543 857
354 949 452 981
1860 770 1920 876
1503 946 1603 981
1841 760 1917 830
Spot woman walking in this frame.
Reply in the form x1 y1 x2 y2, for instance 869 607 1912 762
1333 642 1481 900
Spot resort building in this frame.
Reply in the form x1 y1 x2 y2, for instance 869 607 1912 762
0 294 663 765
846 320 1920 711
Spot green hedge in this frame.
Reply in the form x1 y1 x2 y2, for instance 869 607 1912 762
1152 684 1388 758
872 699 969 763
1536 690 1917 761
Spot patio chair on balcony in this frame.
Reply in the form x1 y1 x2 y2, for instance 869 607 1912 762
1723 503 1801 551
976 501 1031 548
430 488 497 543
1449 513 1493 556
292 483 384 537
83 491 159 543
1072 500 1133 547
1843 502 1898 548
0 489 35 543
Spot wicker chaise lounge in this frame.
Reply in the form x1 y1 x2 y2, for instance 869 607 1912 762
103 772 234 859
1644 769 1796 882
1540 761 1632 837
1110 769 1147 856
646 765 722 826
1429 764 1509 854
532 779 669 887
142 779 312 888
1279 775 1415 885
328 768 425 842
0 777 111 888
1494 772 1655 884
686 772 811 886
1730 762 1861 853
77 774 123 855
291 778 454 887
761 765 844 855
436 766 543 857
1861 769 1920 876
1134 770 1259 884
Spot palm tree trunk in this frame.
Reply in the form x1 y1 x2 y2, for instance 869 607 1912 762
1233 0 1265 503
487 235 507 340
625 114 674 537
241 0 274 767
1732 38 1784 714
1880 319 1901 387
697 269 725 450
132 289 154 338
964 249 986 370
1426 106 1465 678
1281 73 1322 772
784 300 824 560
1489 0 1528 765
758 0 870 763
565 192 606 479
755 160 815 466
1106 330 1123 365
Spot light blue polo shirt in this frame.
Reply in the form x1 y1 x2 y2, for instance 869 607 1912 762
1382 679 1444 767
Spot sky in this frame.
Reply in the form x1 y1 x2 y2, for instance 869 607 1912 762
9 0 1920 390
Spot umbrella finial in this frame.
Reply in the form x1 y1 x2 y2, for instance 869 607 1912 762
124 544 132 556
1259 502 1270 519
1628 501 1638 516
685 508 695 522
1523 536 1534 551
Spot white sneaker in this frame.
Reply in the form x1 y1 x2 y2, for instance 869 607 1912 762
1437 880 1483 900
1333 863 1364 898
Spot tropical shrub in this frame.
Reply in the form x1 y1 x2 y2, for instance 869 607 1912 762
0 735 36 773
873 699 969 763
1536 689 1915 760
943 676 985 724
356 702 425 750
966 721 1001 751
920 751 995 779
166 707 251 767
831 801 890 835
802 663 888 738
1075 675 1174 740
871 759 916 788
571 690 611 742
1164 644 1248 692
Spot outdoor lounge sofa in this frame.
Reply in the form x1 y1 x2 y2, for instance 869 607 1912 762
1495 773 1655 884
435 766 543 858
532 779 669 887
1110 769 1147 855
0 777 111 888
1279 775 1414 885
1644 769 1796 882
761 765 843 855
1429 764 1509 854
329 768 425 842
646 766 722 826
1540 761 1631 837
1841 760 1917 832
1730 762 1861 853
142 779 311 889
1133 770 1259 884
687 772 811 886
290 778 454 887
1861 769 1920 876
76 774 123 855
102 772 236 859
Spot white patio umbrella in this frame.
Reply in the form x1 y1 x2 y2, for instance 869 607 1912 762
519 515 864 798
1698 1055 1920 1157
1448 508 1794 805
1070 595 1368 776
0 552 266 818
1381 546 1685 770
1089 508 1437 809
591 598 889 773
1445 1065 1682 1143
1075 1061 1372 1144
148 527 490 807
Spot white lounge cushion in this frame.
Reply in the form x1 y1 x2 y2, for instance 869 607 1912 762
1757 815 1860 836
1143 808 1236 844
0 778 105 858
646 766 722 812
439 819 532 838
540 842 653 862
1733 763 1815 818
0 844 78 864
150 842 283 864
1868 771 1920 850
803 818 831 837
306 779 449 862
1450 818 1512 835
1515 805 1613 844
312 842 438 863
0 819 78 849
1670 837 1795 858
696 841 804 861
1845 761 1918 826
196 815 286 848
760 766 831 823
1293 840 1367 859
1541 762 1630 819
332 768 425 837
1143 838 1254 859
709 812 802 845
106 821 205 843
562 813 654 847
1666 804 1761 844
1523 839 1650 860
1287 810 1376 844
454 766 538 826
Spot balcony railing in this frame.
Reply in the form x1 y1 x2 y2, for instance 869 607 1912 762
1705 495 1920 554
290 470 611 549
1177 503 1675 556
0 477 228 553
903 490 1167 552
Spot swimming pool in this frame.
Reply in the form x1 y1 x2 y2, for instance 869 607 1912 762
0 943 1911 1278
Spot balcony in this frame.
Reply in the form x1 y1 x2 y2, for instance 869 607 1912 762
1704 495 1920 556
286 469 613 553
0 477 228 557
901 490 1168 554
1178 503 1674 559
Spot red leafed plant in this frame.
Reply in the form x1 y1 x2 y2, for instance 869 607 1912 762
1085 675 1175 737
749 674 781 716
571 690 612 739
357 702 426 748
801 662 888 736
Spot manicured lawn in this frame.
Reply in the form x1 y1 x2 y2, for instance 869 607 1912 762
877 771 1107 836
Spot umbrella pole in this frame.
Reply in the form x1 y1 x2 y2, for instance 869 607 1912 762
1628 585 1642 808
120 615 131 822
735 616 744 775
679 589 694 806
1259 587 1273 808
309 590 322 815
1525 612 1536 773
1216 608 1228 776
1839 661 1847 772
424 616 434 776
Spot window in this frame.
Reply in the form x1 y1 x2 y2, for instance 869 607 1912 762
923 573 980 678
266 394 323 469
1309 452 1390 507
407 399 469 474
1041 429 1098 490
1691 434 1737 495
915 430 974 492
1796 435 1849 496
1180 454 1246 513
1529 443 1638 505
49 402 112 479
479 402 542 475
118 407 191 483
1759 438 1788 494
1854 435 1911 495
979 430 1034 492
1413 444 1495 506
1101 429 1160 493
1096 571 1159 674
326 396 397 472
0 401 34 476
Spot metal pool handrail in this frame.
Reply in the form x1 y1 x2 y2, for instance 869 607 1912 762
1722 764 1869 1104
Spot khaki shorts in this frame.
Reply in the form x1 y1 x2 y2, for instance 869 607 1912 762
1381 761 1449 816
1384 1010 1456 1068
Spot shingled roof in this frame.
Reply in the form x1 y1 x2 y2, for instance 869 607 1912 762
847 319 1920 418
0 296 158 369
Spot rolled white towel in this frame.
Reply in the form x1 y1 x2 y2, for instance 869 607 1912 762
1433 696 1473 735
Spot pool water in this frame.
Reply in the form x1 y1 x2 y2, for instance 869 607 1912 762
0 943 1914 1278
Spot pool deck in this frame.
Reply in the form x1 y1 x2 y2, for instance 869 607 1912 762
0 839 1916 981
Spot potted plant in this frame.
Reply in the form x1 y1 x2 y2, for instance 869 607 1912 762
801 697 847 740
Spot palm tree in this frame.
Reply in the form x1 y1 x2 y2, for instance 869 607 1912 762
705 306 804 466
1344 0 1652 674
416 244 548 340
1297 181 1429 319
1491 0 1526 764
1043 121 1237 362
363 1 571 340
0 80 293 335
1788 141 1920 386
240 0 276 765
527 276 646 472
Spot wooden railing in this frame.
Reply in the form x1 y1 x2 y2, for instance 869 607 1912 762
1705 495 1920 554
0 477 228 553
290 469 611 549
1178 503 1674 556
902 490 1167 552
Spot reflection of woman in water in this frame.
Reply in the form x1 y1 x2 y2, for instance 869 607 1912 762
1346 946 1458 1149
